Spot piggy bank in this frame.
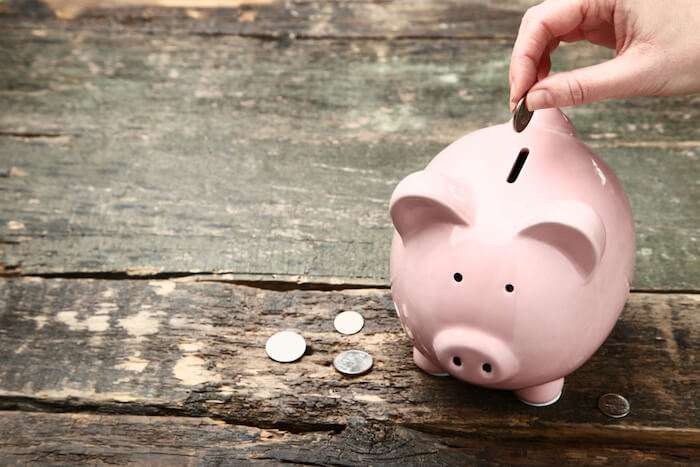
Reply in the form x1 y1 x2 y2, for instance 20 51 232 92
389 108 635 406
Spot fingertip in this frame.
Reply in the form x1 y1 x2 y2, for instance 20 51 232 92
509 87 520 113
525 88 554 111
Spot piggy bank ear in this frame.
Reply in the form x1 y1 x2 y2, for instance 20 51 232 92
517 200 606 278
390 170 470 242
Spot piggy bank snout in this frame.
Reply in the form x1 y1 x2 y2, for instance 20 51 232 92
433 329 520 385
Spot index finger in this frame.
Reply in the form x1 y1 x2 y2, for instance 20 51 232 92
509 0 590 110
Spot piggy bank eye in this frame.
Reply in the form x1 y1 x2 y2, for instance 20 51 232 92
453 273 463 282
505 283 514 293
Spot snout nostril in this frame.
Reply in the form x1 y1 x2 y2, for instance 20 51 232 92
453 356 462 366
482 363 492 373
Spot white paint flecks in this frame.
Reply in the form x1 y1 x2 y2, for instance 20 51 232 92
83 315 110 332
169 316 189 328
126 267 162 276
31 315 48 330
439 73 459 84
101 289 115 299
96 302 117 315
7 221 25 230
353 393 385 403
118 310 160 337
173 355 221 386
178 341 205 352
150 280 176 296
9 167 29 177
56 311 81 330
56 311 110 332
116 356 150 373
174 340 220 385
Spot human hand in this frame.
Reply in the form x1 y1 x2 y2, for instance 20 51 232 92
509 0 700 112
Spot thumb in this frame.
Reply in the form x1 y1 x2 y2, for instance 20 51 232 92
525 53 651 110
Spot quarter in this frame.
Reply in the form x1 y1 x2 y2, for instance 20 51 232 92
513 94 534 133
597 393 630 418
333 349 373 376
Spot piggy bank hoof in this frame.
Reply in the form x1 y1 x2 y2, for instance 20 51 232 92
514 378 564 406
413 347 448 377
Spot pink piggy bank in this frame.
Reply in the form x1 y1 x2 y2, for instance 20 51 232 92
389 108 635 406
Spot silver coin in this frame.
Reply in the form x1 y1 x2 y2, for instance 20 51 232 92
513 94 534 133
265 331 306 363
598 393 630 418
333 349 373 375
333 311 364 335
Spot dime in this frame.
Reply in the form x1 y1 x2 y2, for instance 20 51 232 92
597 393 630 418
333 349 373 376
513 94 534 133
265 331 306 363
333 311 364 335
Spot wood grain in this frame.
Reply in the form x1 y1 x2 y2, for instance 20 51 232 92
1 2 697 464
1 278 698 446
0 411 697 466
0 27 697 288
2 0 537 39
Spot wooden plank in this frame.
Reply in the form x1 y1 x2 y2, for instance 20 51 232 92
0 28 698 288
0 411 697 466
0 278 698 445
2 0 537 39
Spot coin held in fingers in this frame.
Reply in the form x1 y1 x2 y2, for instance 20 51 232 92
513 94 534 133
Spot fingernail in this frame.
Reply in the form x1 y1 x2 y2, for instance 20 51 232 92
525 89 553 110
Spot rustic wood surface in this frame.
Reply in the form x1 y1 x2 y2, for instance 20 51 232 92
0 279 698 443
0 25 697 288
2 0 536 39
0 0 698 465
1 411 697 466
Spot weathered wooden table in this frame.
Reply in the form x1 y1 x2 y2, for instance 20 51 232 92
1 0 698 464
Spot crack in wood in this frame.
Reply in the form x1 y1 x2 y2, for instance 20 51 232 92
12 272 698 293
0 395 348 435
17 272 390 291
0 20 517 41
1 410 697 465
400 422 700 449
0 131 79 138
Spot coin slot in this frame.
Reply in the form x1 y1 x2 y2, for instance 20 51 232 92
482 363 492 373
507 148 529 183
453 356 462 366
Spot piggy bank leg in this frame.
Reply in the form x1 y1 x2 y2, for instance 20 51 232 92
514 378 564 406
413 347 448 376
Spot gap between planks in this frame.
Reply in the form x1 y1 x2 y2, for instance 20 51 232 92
3 272 698 294
0 404 698 450
0 20 517 41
